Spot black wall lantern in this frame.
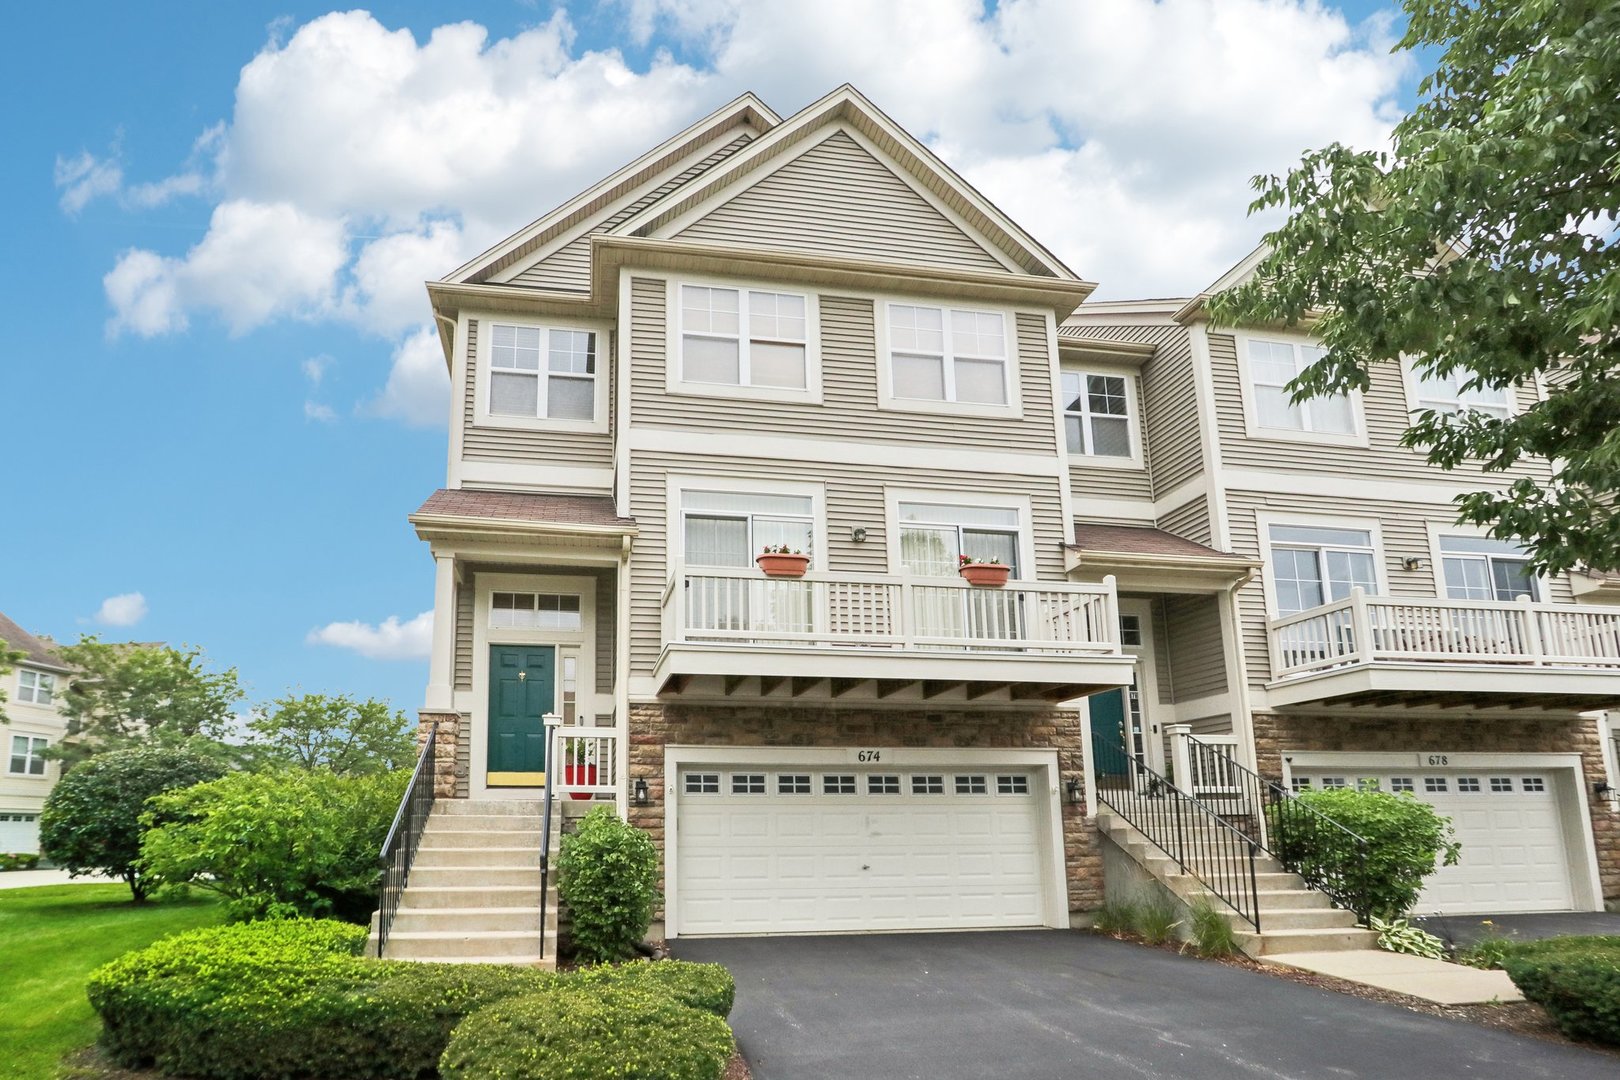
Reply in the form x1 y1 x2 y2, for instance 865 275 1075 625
634 777 650 806
1065 778 1081 805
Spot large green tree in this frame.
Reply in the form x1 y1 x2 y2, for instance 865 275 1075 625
0 639 24 726
244 692 414 775
54 638 244 765
1210 0 1620 573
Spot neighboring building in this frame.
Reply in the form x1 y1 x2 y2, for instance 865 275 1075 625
403 85 1619 952
0 612 71 854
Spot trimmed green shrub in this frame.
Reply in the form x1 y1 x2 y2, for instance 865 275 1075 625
39 746 225 900
558 805 660 963
572 959 736 1017
0 852 40 871
440 986 733 1080
1268 787 1460 919
1502 937 1620 1045
140 767 407 922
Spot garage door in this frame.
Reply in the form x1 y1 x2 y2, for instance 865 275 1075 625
675 766 1050 935
0 812 41 854
1290 768 1574 915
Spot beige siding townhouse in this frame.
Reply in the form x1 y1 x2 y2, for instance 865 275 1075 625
0 612 71 854
392 85 1619 962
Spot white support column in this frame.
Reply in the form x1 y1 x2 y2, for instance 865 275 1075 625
424 553 457 710
1167 724 1193 793
1349 587 1373 665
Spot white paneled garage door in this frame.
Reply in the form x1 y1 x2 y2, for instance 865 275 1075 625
1290 767 1575 915
675 766 1051 935
0 812 41 854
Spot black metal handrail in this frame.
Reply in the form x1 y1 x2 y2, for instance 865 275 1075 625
538 719 557 960
377 726 437 955
1184 735 1372 921
1090 731 1262 931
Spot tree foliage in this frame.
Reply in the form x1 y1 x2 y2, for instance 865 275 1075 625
0 639 24 726
1210 0 1620 573
54 637 244 765
37 746 225 900
244 692 414 775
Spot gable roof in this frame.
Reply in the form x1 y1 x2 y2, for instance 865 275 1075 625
612 85 1080 281
0 611 71 673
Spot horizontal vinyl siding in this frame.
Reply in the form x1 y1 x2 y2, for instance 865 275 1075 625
1074 323 1200 496
453 582 474 691
1163 594 1227 701
629 279 1061 454
509 135 754 292
1226 489 1576 686
628 450 1070 675
1157 494 1213 547
674 131 1008 274
1150 596 1174 705
461 318 615 468
1209 332 1554 484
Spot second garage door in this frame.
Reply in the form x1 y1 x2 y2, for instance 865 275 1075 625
1291 767 1575 915
675 766 1051 936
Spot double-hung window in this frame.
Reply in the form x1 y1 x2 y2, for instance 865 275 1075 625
1439 536 1537 601
1268 525 1378 615
17 670 54 705
679 285 808 390
1245 338 1355 436
1411 365 1511 418
897 502 1021 577
888 304 1010 406
9 735 47 776
1062 371 1133 457
489 324 597 421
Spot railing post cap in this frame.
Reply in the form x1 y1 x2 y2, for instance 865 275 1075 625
1166 723 1192 735
542 712 563 727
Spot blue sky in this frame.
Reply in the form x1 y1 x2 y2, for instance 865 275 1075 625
1 1 1422 717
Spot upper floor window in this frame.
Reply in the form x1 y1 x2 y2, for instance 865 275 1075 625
1268 524 1378 615
9 735 47 776
679 285 808 390
1439 535 1538 602
888 304 1010 406
489 324 596 421
1245 338 1355 436
1062 371 1134 457
898 502 1020 577
1411 365 1511 418
17 670 54 706
682 490 814 568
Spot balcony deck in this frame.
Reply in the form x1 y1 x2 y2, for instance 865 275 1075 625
655 565 1134 705
1266 590 1620 712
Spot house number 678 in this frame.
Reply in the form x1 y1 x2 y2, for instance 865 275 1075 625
857 750 882 763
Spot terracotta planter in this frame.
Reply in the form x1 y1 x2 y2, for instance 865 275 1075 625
959 563 1011 588
564 763 597 800
756 552 810 578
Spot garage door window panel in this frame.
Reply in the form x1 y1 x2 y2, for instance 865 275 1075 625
778 774 811 795
685 773 720 795
912 775 944 795
732 774 766 795
824 775 856 795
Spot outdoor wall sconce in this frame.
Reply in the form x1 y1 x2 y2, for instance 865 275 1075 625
1402 557 1428 571
1596 781 1615 799
634 778 650 806
851 527 868 543
1065 778 1081 805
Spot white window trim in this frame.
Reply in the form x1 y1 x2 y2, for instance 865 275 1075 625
1254 509 1389 620
1422 521 1551 604
1060 363 1143 469
1399 356 1519 420
876 297 1024 419
883 487 1037 582
1234 330 1369 448
666 475 829 570
8 733 49 777
473 311 611 433
665 275 824 405
16 669 54 706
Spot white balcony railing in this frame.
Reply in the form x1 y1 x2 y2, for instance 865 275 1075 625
662 563 1120 655
1269 588 1620 679
554 727 619 797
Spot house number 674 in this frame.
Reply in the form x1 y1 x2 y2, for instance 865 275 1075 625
857 750 882 763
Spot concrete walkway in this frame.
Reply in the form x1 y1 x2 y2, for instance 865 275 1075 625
1262 950 1522 1005
0 868 122 890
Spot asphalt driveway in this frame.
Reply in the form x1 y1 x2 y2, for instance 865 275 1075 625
1417 911 1620 946
673 930 1615 1080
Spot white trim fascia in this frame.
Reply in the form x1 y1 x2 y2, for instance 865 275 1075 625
873 294 1026 421
616 270 634 516
883 486 1037 582
615 538 633 817
447 313 469 488
1072 498 1156 524
1232 328 1371 450
624 425 1065 478
1163 691 1236 725
660 273 825 405
1046 311 1076 537
1221 468 1501 507
661 743 1070 938
1598 713 1620 796
1252 508 1390 621
456 461 615 492
1059 359 1146 470
1118 597 1165 773
1153 473 1215 519
1216 585 1258 771
1186 323 1231 549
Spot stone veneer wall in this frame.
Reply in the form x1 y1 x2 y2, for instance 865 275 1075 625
1252 712 1620 903
625 702 1102 916
417 710 469 799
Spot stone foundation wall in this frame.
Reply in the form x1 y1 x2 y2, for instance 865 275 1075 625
1252 712 1620 902
416 710 467 799
625 703 1102 916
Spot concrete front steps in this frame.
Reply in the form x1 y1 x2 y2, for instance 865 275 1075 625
372 799 560 967
1095 808 1378 959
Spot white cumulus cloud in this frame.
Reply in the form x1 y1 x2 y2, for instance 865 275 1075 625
307 610 434 660
55 150 124 216
368 326 451 428
94 592 149 627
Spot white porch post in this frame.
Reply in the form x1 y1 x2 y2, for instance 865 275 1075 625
424 553 457 710
1167 723 1193 792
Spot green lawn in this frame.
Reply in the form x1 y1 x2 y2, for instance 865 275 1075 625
0 884 222 1080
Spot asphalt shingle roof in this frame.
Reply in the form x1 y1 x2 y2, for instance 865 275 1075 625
0 611 71 672
413 489 636 529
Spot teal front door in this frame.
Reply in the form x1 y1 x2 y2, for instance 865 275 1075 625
488 645 555 786
1090 687 1132 780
